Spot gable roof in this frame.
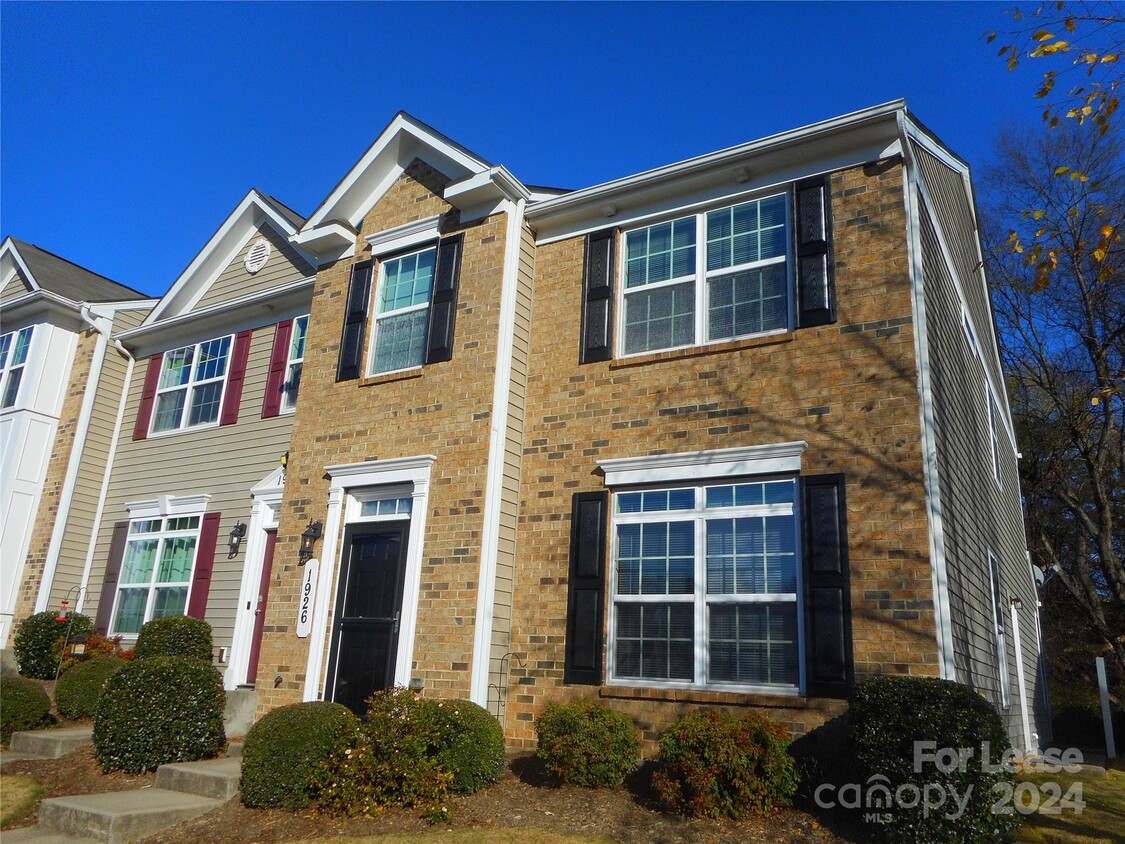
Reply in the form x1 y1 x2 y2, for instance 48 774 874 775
1 237 148 302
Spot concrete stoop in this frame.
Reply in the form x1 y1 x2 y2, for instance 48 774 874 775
155 757 241 801
37 789 224 843
9 727 93 759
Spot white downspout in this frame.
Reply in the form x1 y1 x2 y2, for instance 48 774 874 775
1011 600 1035 756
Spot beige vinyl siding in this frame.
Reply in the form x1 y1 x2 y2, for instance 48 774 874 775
84 322 296 653
487 221 536 702
194 224 315 311
2 268 33 302
49 306 150 610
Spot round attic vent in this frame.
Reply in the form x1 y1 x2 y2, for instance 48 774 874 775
244 238 271 274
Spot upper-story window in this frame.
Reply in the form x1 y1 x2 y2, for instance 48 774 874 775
111 515 200 634
151 336 232 433
282 315 309 412
621 193 789 355
987 386 1003 487
0 326 33 409
369 246 436 374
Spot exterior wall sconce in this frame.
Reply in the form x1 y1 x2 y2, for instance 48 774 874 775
228 522 247 558
1010 596 1023 610
299 520 323 565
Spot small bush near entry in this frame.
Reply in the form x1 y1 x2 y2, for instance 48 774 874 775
134 615 213 661
13 611 94 679
417 698 504 794
653 709 797 819
849 676 1020 843
55 633 126 677
0 676 53 744
240 702 359 809
93 656 225 773
54 656 127 720
535 700 639 787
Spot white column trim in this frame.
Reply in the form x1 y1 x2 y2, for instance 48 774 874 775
226 490 281 690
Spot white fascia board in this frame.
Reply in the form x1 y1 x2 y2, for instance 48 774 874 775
1 239 39 291
365 215 443 255
289 223 358 263
445 166 532 222
0 290 86 332
599 442 807 487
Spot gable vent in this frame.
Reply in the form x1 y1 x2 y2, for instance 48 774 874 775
244 238 272 274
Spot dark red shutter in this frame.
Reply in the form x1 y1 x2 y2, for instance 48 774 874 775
580 229 616 363
802 474 853 698
564 491 609 684
337 260 373 381
132 355 163 440
794 176 836 328
94 521 130 634
219 330 253 426
262 319 293 418
186 512 221 620
425 234 464 364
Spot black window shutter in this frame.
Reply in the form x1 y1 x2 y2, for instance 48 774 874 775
793 176 836 328
95 521 130 634
336 260 373 381
426 233 464 364
579 229 616 363
565 491 608 684
802 473 854 698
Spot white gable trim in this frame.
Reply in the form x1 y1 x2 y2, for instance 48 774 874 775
1 238 40 292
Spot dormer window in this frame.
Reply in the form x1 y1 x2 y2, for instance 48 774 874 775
151 336 233 433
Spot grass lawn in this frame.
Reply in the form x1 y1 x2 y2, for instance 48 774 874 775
0 773 44 827
1016 767 1125 843
288 831 614 844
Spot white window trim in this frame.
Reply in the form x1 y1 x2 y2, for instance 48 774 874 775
364 214 441 256
281 314 310 414
599 441 807 487
149 334 235 436
303 455 436 703
616 191 793 359
365 245 437 377
0 325 34 409
986 384 1003 489
988 551 1012 709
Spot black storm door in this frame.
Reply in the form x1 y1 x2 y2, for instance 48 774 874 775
327 524 408 717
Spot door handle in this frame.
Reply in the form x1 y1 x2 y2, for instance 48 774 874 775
392 612 400 635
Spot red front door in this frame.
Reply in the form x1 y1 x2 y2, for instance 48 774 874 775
246 529 276 686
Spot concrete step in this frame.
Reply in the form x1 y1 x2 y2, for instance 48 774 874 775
38 789 222 843
225 740 242 758
223 688 256 738
1 828 89 843
9 727 93 759
155 757 241 801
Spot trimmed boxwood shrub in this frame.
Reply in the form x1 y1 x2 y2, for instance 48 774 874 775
134 615 213 661
240 702 359 810
55 656 126 720
13 611 94 679
653 709 797 819
535 700 639 787
850 676 1021 843
418 698 504 794
1 676 53 743
93 656 225 773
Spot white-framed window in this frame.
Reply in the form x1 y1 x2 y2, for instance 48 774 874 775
987 552 1011 708
369 246 436 375
110 516 201 634
151 336 233 433
620 192 790 356
0 326 34 409
987 384 1003 487
609 478 801 691
282 315 309 412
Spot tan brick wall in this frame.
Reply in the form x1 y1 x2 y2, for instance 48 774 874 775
503 158 938 750
12 326 99 623
254 160 511 712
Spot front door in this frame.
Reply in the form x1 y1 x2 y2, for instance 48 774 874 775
245 530 276 686
326 524 408 718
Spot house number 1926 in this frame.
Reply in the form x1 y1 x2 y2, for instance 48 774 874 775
295 558 318 638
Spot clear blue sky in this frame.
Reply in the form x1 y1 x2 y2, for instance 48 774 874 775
2 2 1047 297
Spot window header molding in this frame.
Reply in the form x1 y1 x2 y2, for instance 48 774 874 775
598 441 807 487
364 215 442 257
124 493 211 520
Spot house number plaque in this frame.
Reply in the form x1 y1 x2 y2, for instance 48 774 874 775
296 558 318 638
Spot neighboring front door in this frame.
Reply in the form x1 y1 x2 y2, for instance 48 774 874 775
245 529 276 686
326 524 408 717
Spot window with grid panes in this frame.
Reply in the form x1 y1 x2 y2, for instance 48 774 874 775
370 247 436 374
151 336 233 432
110 516 201 634
281 315 309 411
0 326 34 409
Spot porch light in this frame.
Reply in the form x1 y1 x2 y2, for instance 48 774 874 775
228 522 247 558
299 520 323 565
280 451 289 470
1010 596 1023 610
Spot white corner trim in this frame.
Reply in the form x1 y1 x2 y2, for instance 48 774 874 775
364 215 442 256
598 442 807 487
470 198 525 706
124 493 212 520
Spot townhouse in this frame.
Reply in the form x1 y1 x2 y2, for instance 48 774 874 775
7 101 1047 754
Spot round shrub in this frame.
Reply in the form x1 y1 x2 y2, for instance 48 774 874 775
419 698 504 794
55 633 125 677
13 611 94 679
535 700 639 787
134 615 213 661
240 702 359 810
1 676 53 744
93 656 225 773
653 709 797 819
850 676 1021 843
54 656 126 720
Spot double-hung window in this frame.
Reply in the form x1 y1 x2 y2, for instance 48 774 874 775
282 315 309 411
621 193 789 355
111 516 200 634
610 478 800 690
151 336 232 433
370 246 436 374
0 326 33 409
